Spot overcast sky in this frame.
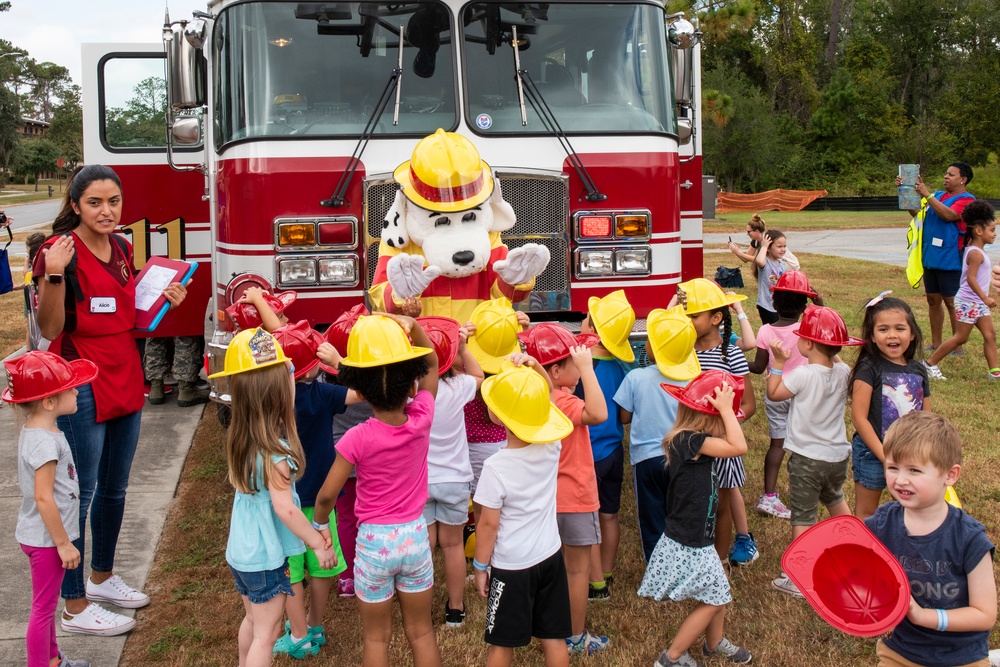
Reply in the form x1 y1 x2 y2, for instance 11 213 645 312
2 0 206 87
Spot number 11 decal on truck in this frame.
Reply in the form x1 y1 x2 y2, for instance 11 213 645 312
82 1 704 401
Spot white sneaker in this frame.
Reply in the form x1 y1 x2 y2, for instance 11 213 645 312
923 361 947 380
772 573 804 598
86 574 150 609
61 602 136 636
756 494 792 519
988 648 1000 667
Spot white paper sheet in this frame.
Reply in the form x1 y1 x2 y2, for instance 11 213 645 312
135 265 177 311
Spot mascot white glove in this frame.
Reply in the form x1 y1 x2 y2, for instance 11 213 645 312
493 243 551 287
386 253 443 300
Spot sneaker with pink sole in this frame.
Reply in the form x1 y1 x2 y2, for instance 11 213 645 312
338 577 355 598
756 494 791 519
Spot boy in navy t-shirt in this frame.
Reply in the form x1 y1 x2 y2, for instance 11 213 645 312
865 412 996 667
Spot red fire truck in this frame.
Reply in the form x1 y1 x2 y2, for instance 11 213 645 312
82 1 703 390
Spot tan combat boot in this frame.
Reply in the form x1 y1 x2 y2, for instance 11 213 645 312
177 380 209 408
147 379 165 405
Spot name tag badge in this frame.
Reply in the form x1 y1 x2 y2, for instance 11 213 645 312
90 297 117 314
931 237 944 247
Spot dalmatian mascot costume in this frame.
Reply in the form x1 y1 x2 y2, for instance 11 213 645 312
368 129 550 323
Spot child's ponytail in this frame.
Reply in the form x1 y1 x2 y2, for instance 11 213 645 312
711 306 733 363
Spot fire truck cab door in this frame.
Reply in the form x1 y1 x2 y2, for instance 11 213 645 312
82 43 211 338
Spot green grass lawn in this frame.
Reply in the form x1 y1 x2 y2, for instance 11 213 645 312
118 251 1000 667
705 209 910 232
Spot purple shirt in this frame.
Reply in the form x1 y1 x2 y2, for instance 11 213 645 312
335 391 435 525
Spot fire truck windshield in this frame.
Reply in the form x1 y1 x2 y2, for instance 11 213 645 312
462 3 674 136
214 2 456 148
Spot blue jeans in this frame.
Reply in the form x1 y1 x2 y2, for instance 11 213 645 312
57 384 143 601
633 455 670 563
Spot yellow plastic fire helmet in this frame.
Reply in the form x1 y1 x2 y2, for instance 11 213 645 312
587 289 636 363
208 328 290 378
647 306 702 381
393 129 495 213
481 363 573 444
467 297 521 375
339 315 433 368
677 277 747 315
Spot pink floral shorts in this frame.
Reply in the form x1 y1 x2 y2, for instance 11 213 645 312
354 518 433 603
954 298 991 324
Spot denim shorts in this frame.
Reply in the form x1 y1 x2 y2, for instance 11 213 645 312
852 433 886 491
229 562 294 604
355 518 434 604
423 482 471 526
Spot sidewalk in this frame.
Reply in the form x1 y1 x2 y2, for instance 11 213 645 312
0 351 204 666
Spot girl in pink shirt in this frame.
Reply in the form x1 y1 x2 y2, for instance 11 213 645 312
314 314 441 667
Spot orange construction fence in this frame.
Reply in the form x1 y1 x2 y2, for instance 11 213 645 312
716 189 829 213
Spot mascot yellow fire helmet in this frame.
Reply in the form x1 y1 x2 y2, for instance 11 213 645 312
646 306 701 381
339 315 433 368
208 328 290 378
677 277 746 315
587 289 636 363
481 363 573 444
467 297 521 374
393 129 495 213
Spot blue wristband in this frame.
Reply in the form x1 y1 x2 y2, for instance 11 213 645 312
936 608 948 632
472 558 489 571
771 368 784 376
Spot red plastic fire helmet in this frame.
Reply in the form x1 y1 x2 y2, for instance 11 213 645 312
782 515 909 637
517 323 598 367
796 305 864 346
417 316 461 377
273 320 325 379
773 270 818 298
225 291 297 331
323 304 369 356
660 369 745 419
3 351 99 403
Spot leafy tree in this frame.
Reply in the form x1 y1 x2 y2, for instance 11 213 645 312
0 85 18 183
12 138 59 190
48 85 82 168
105 76 167 148
807 69 865 172
25 61 71 122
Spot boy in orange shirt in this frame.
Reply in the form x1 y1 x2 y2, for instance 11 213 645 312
519 323 610 655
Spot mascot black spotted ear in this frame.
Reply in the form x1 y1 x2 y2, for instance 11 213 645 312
369 129 550 323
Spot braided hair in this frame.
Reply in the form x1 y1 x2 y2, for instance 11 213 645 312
711 306 733 363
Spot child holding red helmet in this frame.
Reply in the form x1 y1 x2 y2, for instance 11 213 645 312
766 305 862 597
747 270 824 520
638 370 750 667
519 323 610 655
6 351 99 667
269 320 358 658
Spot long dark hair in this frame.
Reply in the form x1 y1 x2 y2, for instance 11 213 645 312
51 165 123 235
848 296 922 392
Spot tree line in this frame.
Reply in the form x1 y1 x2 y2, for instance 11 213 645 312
685 0 1000 196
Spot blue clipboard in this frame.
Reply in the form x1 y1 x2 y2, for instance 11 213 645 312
135 259 198 332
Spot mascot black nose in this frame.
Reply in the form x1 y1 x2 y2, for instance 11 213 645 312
452 251 475 266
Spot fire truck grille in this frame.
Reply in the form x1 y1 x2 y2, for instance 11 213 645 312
363 172 570 299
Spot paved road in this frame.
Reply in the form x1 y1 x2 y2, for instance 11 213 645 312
1 200 60 232
705 228 1000 267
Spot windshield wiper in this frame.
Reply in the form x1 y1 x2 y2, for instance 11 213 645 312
321 25 404 208
511 26 606 203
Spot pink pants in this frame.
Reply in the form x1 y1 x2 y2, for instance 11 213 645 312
336 478 358 579
21 544 62 667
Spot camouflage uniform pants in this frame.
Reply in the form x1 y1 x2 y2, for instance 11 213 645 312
144 335 203 382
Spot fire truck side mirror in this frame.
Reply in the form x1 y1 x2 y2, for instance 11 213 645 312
677 117 693 144
172 116 202 147
164 19 207 111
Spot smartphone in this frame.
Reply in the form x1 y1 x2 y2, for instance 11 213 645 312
728 236 732 243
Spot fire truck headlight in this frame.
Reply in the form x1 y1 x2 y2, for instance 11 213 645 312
318 257 358 285
576 249 614 276
278 223 317 247
278 258 317 285
615 247 651 275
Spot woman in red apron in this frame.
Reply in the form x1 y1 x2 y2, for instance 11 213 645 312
34 165 188 636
